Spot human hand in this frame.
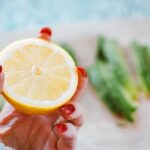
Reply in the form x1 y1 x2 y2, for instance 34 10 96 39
0 66 87 150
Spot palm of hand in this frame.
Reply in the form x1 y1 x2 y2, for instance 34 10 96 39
0 109 59 150
0 67 87 150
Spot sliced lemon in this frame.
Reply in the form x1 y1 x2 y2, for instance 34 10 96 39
0 38 78 114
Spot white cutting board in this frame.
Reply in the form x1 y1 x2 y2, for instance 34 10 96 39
1 20 150 150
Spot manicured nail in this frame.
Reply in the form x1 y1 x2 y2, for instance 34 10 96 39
39 27 52 41
55 123 68 133
60 104 76 115
77 67 88 77
0 65 2 73
40 27 52 37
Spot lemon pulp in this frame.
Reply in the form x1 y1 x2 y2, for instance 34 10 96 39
0 38 78 114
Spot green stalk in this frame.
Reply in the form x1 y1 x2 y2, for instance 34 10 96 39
96 36 138 98
88 36 139 121
88 61 138 121
132 42 150 93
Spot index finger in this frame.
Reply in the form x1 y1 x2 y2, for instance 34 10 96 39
0 104 22 125
70 66 88 102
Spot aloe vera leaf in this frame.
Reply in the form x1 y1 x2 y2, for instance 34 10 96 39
132 42 150 92
96 36 138 98
88 61 137 121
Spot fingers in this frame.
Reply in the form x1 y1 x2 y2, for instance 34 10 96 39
0 117 19 137
59 102 83 127
54 123 77 150
0 103 24 123
45 111 60 125
0 104 18 125
54 102 83 150
70 67 88 102
45 66 87 123
0 104 23 136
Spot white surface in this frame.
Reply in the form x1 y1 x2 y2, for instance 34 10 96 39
1 20 150 150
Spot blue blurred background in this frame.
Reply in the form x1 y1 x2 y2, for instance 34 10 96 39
0 0 149 31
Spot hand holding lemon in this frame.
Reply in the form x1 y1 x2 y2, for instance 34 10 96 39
0 27 88 150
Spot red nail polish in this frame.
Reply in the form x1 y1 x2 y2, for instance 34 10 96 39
77 67 88 77
0 65 2 73
39 27 52 41
40 27 52 37
60 104 76 115
55 123 68 133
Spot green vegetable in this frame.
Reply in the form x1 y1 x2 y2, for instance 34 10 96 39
96 36 137 98
132 42 150 93
88 36 138 121
60 43 77 64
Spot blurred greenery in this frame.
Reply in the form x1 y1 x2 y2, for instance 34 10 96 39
88 36 138 122
132 42 150 93
60 43 78 65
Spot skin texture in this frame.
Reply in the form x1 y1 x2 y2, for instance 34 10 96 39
0 67 88 150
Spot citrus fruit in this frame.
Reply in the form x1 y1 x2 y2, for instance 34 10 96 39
0 37 78 114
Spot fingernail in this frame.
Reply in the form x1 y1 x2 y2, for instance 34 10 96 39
0 65 3 73
55 123 68 133
77 67 87 77
60 104 76 115
40 27 52 37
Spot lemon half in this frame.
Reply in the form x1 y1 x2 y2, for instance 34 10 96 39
0 38 78 114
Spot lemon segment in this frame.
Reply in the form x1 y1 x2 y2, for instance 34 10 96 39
0 38 78 114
